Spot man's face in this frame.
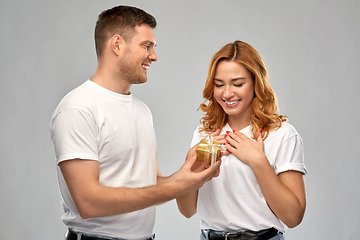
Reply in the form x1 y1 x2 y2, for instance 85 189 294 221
118 24 157 85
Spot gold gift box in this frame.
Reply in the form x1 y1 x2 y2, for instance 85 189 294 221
196 135 226 165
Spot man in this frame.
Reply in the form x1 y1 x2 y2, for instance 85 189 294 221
50 5 221 240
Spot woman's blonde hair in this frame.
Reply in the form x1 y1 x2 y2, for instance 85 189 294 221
199 40 287 140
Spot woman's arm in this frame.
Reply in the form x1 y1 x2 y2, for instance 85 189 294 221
176 189 199 218
225 130 306 228
250 158 306 227
176 129 227 218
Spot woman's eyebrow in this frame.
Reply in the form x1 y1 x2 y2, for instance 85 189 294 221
214 77 245 82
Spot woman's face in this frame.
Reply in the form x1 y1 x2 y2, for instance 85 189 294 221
213 60 255 123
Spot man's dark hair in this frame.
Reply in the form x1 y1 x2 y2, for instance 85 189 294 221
94 5 157 60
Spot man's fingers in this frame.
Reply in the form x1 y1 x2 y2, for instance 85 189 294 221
183 152 197 167
200 160 221 177
186 144 199 159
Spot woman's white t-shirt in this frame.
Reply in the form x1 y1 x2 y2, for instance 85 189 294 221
191 122 307 233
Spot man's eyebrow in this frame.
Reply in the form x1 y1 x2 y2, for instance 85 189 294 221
143 40 157 47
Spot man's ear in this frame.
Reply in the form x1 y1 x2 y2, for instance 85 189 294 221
111 34 123 56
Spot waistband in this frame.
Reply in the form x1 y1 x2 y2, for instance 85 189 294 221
201 227 280 240
66 229 155 240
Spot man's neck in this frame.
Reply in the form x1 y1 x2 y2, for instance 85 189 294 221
90 65 131 95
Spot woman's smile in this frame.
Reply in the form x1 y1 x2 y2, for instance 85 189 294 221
213 60 254 126
223 99 241 107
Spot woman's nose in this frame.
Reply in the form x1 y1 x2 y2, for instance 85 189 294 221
223 87 234 99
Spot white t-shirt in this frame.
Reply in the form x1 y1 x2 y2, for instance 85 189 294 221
50 80 157 240
191 122 307 233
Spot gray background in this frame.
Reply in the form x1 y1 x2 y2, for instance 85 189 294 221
1 0 359 239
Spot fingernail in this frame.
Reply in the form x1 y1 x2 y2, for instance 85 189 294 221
217 128 219 131
260 128 263 133
224 134 227 138
223 142 226 145
226 131 230 134
233 130 236 133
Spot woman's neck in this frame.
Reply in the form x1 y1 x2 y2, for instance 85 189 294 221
227 115 251 132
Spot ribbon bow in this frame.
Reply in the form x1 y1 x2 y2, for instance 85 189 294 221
197 135 226 166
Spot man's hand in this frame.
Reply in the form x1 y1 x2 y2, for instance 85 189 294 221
186 128 230 160
172 152 221 196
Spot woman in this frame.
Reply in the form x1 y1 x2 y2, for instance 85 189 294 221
177 40 307 240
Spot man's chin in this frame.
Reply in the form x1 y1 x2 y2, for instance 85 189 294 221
131 76 147 85
138 76 148 84
136 79 147 85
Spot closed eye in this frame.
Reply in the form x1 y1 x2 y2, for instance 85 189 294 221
214 79 224 87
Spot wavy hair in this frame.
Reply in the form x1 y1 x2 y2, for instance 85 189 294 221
199 40 287 140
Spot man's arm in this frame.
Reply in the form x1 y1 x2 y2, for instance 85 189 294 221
59 153 220 219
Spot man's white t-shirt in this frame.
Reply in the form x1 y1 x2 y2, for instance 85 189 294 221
50 80 157 240
191 122 307 233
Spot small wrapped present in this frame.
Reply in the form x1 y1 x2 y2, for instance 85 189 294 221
197 135 226 166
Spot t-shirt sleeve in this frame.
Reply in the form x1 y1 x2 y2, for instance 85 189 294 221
274 134 307 175
50 108 99 164
190 126 204 148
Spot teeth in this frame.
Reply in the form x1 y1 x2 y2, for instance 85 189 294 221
142 64 149 70
225 100 239 105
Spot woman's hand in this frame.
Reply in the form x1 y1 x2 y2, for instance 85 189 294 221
212 128 231 156
224 129 265 166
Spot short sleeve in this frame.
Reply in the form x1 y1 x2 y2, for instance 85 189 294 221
274 135 307 175
191 126 205 148
50 108 99 164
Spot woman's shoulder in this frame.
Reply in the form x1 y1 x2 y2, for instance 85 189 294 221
279 121 298 132
193 125 207 136
269 121 301 140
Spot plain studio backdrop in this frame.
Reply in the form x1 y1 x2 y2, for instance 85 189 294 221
1 0 359 239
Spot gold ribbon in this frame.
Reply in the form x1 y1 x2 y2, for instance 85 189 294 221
197 135 226 166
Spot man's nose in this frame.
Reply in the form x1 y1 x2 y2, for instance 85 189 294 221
149 48 157 62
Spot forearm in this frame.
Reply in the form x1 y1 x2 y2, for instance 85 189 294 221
176 190 198 218
76 180 180 219
250 156 306 228
154 174 176 206
157 173 174 186
62 155 220 219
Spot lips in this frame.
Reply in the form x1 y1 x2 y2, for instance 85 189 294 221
223 99 240 107
141 64 150 71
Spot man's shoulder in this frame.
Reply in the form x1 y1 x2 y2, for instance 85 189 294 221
132 95 152 114
59 81 97 108
51 81 98 120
